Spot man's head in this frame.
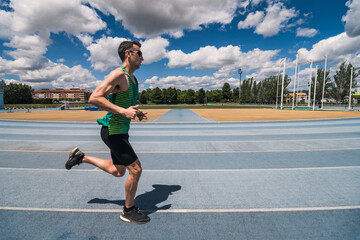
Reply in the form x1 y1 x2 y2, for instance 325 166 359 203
118 41 142 62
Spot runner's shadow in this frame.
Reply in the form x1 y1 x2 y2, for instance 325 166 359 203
88 184 181 215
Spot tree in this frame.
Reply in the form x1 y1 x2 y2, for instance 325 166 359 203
197 88 206 104
177 89 186 103
206 90 221 102
185 89 196 104
151 87 163 104
139 90 147 104
167 87 178 104
221 82 232 102
161 88 167 104
240 78 253 103
4 83 34 104
309 67 331 104
260 76 278 104
232 87 239 103
252 81 261 103
330 61 359 103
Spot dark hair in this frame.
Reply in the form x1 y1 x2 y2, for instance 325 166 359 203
118 41 141 62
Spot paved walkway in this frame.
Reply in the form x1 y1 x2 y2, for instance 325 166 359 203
149 109 214 122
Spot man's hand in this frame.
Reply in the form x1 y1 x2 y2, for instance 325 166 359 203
123 105 140 119
137 110 148 121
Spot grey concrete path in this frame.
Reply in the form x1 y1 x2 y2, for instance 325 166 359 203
149 109 214 122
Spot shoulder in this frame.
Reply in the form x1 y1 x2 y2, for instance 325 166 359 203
109 68 126 79
105 68 127 84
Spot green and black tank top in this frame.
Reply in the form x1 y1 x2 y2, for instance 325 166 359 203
96 66 138 135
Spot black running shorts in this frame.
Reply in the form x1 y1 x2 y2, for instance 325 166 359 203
100 126 138 166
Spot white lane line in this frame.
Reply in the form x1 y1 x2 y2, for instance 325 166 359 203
0 147 360 154
0 206 359 213
1 137 360 143
0 166 359 172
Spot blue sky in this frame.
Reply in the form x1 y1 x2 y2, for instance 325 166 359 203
0 0 359 92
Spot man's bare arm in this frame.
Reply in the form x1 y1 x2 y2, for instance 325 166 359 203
88 69 139 119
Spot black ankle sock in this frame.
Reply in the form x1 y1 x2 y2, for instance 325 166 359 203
124 206 135 212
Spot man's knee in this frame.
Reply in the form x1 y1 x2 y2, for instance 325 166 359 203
112 171 125 177
128 160 142 179
111 166 126 177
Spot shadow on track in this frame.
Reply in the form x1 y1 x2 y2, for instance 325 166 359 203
88 184 181 215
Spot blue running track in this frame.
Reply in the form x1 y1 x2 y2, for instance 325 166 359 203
0 109 359 239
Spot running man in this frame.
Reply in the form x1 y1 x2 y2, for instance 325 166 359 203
65 40 150 224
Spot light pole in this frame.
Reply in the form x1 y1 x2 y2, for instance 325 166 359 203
0 80 4 110
349 66 354 110
321 56 328 109
238 68 242 104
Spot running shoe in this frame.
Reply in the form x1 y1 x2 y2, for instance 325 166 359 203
65 147 84 170
120 206 150 224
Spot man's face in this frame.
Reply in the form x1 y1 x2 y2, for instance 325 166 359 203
128 44 144 69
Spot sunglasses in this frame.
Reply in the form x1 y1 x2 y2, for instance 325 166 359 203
130 49 143 58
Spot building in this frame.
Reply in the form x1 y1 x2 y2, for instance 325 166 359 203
286 92 307 104
34 88 92 102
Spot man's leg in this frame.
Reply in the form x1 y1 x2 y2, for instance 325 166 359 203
124 159 142 208
120 159 150 224
66 147 126 177
83 155 126 177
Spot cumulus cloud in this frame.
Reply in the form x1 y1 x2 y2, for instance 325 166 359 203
167 45 243 70
238 2 298 37
255 2 298 37
86 36 170 71
238 11 264 29
86 36 128 71
167 45 279 74
0 56 100 89
145 44 281 90
0 9 14 39
145 75 239 90
140 37 170 64
342 0 360 37
88 0 239 38
296 27 319 38
297 32 360 63
0 0 106 89
10 0 106 35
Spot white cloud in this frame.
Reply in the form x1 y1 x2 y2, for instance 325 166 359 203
296 27 319 38
238 2 299 37
88 0 239 38
238 11 264 29
77 33 94 47
0 10 14 39
86 36 170 71
167 45 243 70
167 45 279 75
148 44 282 90
343 0 360 37
255 2 298 37
0 0 107 89
0 56 100 89
297 32 360 63
145 75 239 90
141 37 170 64
86 36 127 71
10 0 106 35
4 34 50 60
